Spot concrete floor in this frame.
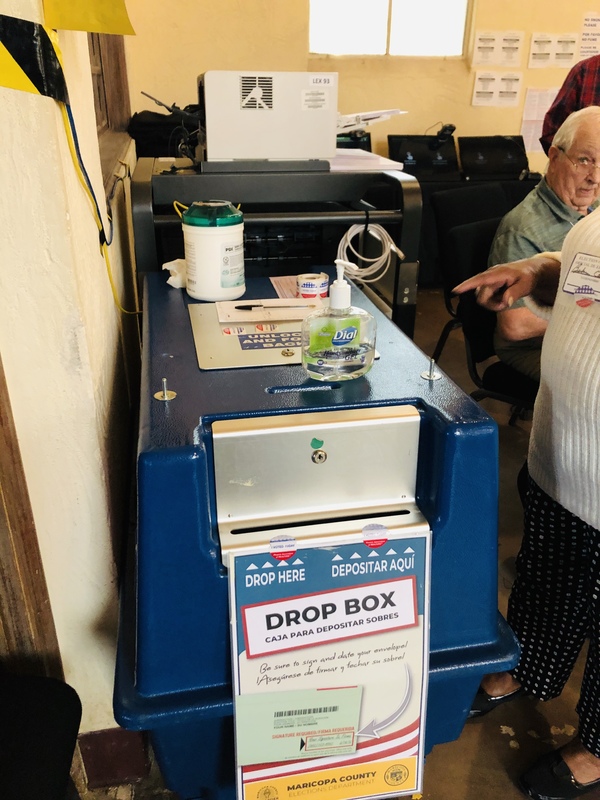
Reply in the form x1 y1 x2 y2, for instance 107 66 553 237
85 287 591 799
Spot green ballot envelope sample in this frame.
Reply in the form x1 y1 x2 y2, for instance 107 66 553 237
235 686 363 765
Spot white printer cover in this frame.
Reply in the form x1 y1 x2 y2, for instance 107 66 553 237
201 70 339 161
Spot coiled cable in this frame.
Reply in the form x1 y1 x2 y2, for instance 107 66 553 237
336 222 405 284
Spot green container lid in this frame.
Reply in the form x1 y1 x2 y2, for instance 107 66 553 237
181 200 243 227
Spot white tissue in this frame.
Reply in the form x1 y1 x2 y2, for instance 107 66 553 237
162 258 187 289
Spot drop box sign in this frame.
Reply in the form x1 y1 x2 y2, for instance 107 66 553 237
229 526 431 800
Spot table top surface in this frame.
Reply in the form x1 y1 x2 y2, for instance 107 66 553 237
139 271 491 452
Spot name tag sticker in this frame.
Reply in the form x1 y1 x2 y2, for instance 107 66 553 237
563 252 600 305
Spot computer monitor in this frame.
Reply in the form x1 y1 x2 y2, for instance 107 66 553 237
458 135 529 181
387 134 461 182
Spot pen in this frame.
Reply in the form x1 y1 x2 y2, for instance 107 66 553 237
234 303 315 311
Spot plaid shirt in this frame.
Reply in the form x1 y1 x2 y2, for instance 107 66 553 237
540 55 600 154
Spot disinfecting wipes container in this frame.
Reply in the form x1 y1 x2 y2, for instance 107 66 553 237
183 200 245 301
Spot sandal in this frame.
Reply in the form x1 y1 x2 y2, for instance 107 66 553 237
519 749 600 800
468 685 524 718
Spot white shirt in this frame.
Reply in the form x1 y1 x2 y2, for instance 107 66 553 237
527 209 600 529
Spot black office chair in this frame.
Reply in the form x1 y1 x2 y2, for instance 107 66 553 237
429 183 511 361
449 217 539 425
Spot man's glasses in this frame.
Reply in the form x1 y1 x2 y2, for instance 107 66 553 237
558 146 600 174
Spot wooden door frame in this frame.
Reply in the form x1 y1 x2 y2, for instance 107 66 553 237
0 351 62 677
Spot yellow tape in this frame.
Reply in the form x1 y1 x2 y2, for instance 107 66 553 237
0 16 67 101
0 40 39 94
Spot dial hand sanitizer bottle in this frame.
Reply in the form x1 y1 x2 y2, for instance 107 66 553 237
301 259 376 381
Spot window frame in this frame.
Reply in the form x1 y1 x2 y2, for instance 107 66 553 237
87 33 132 188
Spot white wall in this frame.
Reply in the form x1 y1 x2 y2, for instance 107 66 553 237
0 0 135 732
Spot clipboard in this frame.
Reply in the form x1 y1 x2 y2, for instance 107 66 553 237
188 302 308 369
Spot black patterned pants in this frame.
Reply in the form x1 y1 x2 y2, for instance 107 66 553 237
508 477 600 756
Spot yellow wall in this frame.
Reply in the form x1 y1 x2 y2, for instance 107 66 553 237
125 0 598 173
125 0 310 114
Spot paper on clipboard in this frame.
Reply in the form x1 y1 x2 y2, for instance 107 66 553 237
216 297 325 323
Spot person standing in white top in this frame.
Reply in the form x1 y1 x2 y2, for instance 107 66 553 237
453 204 600 800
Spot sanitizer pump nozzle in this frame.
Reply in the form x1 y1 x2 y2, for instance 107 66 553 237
300 259 377 382
329 259 352 310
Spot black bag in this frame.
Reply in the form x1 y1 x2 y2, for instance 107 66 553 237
127 106 201 157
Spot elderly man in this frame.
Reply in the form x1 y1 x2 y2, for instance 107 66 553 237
489 105 600 382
